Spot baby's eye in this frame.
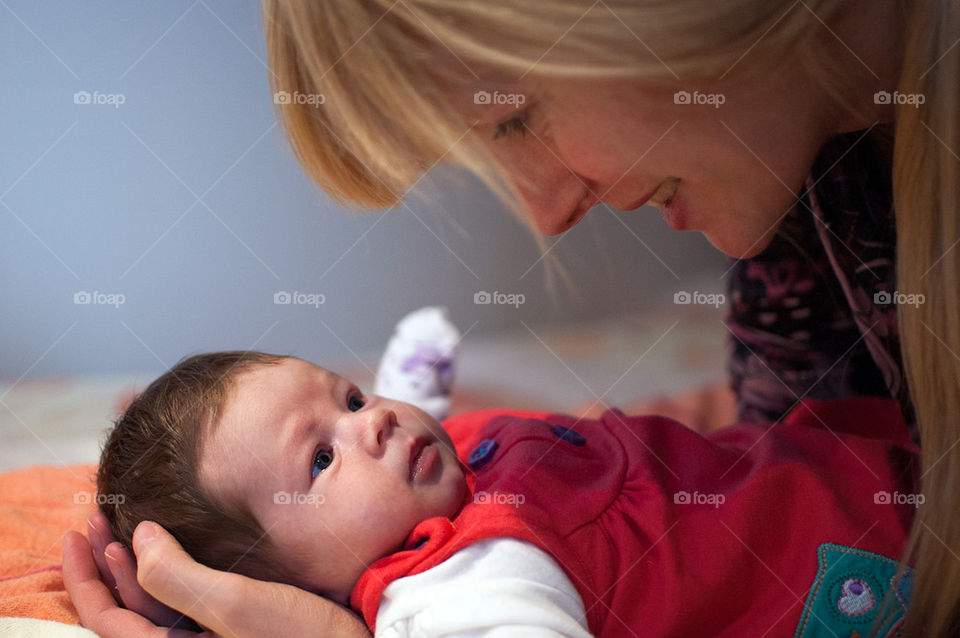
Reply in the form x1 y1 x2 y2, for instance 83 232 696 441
348 394 365 412
312 449 334 479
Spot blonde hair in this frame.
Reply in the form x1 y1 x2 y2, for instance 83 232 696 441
261 1 960 634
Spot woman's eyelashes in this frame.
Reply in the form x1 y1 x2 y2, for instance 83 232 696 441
492 108 529 141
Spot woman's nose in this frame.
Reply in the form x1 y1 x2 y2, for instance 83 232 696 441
512 173 603 236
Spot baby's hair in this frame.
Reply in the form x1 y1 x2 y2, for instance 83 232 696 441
97 350 293 584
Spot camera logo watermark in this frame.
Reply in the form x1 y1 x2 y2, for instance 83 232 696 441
274 291 325 308
874 90 925 108
873 290 925 308
473 90 526 107
273 90 325 107
74 290 126 308
474 290 525 308
273 491 325 508
474 490 525 508
874 491 924 508
674 290 725 308
673 90 725 109
74 491 125 505
73 90 125 109
674 490 725 508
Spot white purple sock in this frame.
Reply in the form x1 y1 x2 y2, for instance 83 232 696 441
374 306 459 421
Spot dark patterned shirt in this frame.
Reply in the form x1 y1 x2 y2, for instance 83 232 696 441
725 123 918 443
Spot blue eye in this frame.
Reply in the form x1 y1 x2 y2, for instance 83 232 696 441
348 395 365 412
312 449 333 479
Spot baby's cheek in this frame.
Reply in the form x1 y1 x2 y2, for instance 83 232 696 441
440 470 468 519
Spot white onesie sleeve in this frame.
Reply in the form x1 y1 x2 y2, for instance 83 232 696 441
374 537 594 638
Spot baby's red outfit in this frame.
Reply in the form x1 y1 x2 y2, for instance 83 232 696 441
351 396 919 637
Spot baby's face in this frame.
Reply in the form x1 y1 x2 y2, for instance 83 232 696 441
198 357 466 604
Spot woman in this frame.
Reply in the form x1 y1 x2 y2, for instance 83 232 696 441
63 0 960 635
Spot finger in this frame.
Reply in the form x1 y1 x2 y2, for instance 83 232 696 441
106 541 196 629
86 512 119 592
133 521 252 635
63 532 206 638
62 531 117 615
62 531 158 632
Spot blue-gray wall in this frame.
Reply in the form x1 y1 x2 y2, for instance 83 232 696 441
0 1 726 378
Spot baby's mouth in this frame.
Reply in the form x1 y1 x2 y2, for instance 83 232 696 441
409 439 437 482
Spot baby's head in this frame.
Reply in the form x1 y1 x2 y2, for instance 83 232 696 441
98 351 467 604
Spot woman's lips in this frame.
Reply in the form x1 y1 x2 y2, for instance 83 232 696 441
560 179 681 232
624 179 679 211
646 178 680 209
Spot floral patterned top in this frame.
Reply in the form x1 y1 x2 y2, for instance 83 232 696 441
725 123 919 444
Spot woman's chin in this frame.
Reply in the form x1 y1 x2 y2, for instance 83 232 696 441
702 228 778 260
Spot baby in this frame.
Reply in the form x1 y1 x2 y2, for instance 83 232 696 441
98 350 920 637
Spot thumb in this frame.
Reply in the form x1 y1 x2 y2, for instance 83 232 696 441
132 521 247 634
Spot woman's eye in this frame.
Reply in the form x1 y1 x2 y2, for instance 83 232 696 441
312 449 333 479
348 395 365 412
492 110 528 141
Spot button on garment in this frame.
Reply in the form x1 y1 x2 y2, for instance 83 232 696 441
467 439 498 469
551 424 586 446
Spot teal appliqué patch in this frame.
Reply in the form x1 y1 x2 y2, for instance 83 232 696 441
794 543 913 638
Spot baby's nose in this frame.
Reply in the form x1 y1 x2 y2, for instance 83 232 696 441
362 407 396 449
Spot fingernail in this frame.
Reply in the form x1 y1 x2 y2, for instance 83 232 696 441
105 550 125 581
135 521 158 547
104 541 124 560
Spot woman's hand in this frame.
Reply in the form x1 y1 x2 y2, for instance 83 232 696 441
63 514 371 638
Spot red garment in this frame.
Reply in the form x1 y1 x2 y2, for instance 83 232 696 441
351 397 918 636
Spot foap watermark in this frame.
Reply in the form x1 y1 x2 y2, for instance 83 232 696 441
674 490 725 508
674 290 725 308
474 290 525 308
874 90 925 108
274 290 325 307
73 90 125 108
74 290 126 308
673 90 725 109
874 290 925 308
274 491 325 508
875 490 924 508
474 490 525 508
274 90 325 107
473 90 526 107
74 491 125 506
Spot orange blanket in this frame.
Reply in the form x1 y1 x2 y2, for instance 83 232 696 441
0 463 98 624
